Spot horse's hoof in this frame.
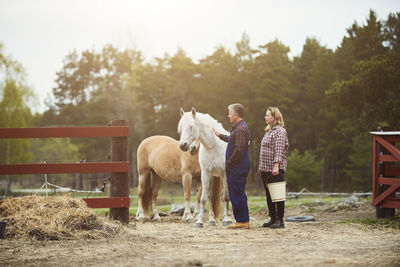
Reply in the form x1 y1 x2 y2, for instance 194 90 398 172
223 221 233 226
185 218 195 223
152 218 161 223
194 222 203 228
208 221 216 226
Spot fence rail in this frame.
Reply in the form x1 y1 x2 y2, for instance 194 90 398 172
0 126 129 138
0 162 129 175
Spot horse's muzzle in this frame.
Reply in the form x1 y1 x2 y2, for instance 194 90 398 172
179 143 189 151
189 146 197 155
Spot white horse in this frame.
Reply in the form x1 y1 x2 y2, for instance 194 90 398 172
178 107 233 228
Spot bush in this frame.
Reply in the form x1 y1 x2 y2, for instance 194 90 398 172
286 149 324 191
344 134 372 191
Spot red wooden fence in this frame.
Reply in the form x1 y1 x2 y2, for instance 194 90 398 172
371 131 400 218
0 120 130 223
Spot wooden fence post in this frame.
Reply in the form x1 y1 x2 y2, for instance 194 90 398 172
110 120 129 223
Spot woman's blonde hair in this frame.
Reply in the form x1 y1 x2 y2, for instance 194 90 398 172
265 107 285 131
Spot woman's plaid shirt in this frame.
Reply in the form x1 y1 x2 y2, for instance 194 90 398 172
258 125 289 172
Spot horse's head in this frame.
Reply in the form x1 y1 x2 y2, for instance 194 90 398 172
178 107 200 152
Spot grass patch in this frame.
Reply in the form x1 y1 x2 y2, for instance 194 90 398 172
80 189 372 218
12 183 373 217
107 196 370 217
337 216 400 229
304 207 316 213
94 205 171 217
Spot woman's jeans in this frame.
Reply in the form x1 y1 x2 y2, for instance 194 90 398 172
261 170 285 219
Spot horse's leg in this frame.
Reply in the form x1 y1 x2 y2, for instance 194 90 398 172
151 171 163 222
182 172 194 223
194 181 202 218
136 169 151 222
222 172 233 226
194 171 210 228
207 176 216 226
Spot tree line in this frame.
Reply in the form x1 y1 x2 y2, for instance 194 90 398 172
1 10 399 193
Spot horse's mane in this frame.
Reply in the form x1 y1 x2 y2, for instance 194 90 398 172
177 110 230 136
197 113 229 135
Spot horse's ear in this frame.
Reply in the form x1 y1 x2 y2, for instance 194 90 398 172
180 107 185 117
191 107 196 117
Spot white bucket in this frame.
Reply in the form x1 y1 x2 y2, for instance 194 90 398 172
267 181 286 202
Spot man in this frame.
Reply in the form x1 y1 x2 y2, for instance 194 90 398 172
213 103 251 229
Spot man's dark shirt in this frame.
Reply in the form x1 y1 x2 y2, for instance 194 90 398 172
219 120 251 166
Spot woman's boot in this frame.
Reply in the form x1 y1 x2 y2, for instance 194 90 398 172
262 216 277 227
270 217 284 229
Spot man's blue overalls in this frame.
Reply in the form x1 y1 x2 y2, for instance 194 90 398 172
226 123 251 223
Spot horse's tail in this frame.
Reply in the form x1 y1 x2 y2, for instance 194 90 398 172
137 168 152 216
211 176 221 219
137 146 152 216
137 141 152 217
142 171 152 216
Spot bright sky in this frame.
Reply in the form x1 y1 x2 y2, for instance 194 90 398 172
0 0 399 113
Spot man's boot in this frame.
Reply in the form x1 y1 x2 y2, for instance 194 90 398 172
228 222 250 229
270 217 284 229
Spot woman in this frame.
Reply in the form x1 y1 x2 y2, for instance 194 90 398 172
259 107 289 229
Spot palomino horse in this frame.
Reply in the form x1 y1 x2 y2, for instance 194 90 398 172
178 108 233 228
136 135 203 223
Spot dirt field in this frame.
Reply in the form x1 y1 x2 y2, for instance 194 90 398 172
1 202 399 267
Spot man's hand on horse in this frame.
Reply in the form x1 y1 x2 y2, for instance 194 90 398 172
212 128 220 137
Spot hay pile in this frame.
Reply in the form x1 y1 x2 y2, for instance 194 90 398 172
0 195 124 240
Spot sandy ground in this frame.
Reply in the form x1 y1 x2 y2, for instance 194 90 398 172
1 203 399 267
